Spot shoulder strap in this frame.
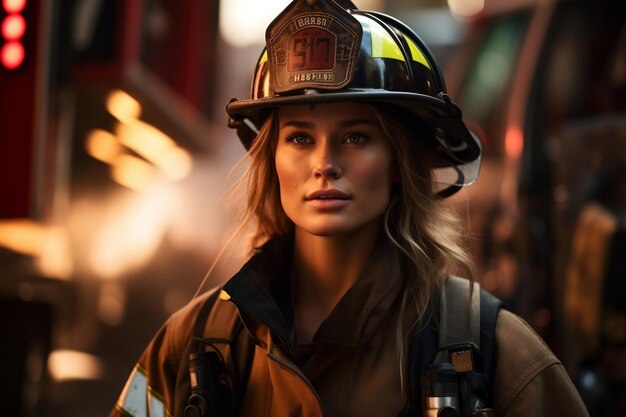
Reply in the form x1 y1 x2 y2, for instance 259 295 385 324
434 276 480 363
478 287 502 383
435 276 503 370
199 290 253 398
176 288 221 417
179 288 254 417
403 276 503 416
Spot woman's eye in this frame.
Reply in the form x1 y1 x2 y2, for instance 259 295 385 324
345 133 368 144
286 134 312 145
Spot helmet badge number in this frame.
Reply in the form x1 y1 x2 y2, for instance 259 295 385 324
266 0 362 93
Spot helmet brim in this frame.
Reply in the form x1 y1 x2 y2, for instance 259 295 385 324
226 88 480 166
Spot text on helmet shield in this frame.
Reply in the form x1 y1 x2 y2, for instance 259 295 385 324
295 16 330 28
266 0 362 93
288 27 336 71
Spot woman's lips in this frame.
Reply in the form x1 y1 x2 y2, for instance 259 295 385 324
305 189 352 210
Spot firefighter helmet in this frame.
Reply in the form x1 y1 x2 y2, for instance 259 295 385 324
226 0 480 196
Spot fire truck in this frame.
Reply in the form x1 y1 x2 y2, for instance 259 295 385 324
445 0 626 414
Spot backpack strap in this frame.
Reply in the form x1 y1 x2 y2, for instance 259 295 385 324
402 276 503 417
434 276 481 363
201 290 253 408
176 288 221 416
182 288 253 417
478 287 503 385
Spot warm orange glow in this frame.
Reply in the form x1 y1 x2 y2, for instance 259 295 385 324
85 129 123 163
0 220 73 279
159 147 193 180
116 120 174 160
505 125 524 159
85 91 193 195
106 89 141 123
0 219 44 256
89 189 171 279
36 225 73 280
1 40 24 69
2 0 26 13
2 13 26 40
110 154 156 191
48 350 103 382
116 120 192 180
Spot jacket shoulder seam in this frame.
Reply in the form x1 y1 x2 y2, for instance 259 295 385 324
498 360 563 415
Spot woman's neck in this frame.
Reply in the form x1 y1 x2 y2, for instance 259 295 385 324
291 221 383 343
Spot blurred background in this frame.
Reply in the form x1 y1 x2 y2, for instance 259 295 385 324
0 0 624 415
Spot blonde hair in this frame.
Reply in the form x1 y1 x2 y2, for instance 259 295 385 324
236 104 475 393
236 112 293 250
371 106 476 392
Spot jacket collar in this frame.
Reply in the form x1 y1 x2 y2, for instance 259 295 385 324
223 236 296 351
223 234 403 352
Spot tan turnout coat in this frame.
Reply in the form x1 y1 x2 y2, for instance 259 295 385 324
111 238 589 417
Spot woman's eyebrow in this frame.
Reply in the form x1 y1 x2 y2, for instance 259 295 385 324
279 121 314 129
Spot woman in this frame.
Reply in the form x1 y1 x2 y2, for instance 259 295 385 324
111 1 589 416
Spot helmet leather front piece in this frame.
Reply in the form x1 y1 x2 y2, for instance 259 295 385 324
266 0 362 93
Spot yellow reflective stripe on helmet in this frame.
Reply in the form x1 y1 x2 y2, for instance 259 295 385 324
369 22 405 61
403 34 431 69
259 50 268 65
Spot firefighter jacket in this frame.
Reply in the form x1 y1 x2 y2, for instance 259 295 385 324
110 236 590 417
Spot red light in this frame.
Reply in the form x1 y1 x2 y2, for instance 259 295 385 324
2 14 26 40
2 0 26 13
504 125 524 159
1 41 24 69
0 0 27 70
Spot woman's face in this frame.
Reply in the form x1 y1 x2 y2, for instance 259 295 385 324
275 102 395 237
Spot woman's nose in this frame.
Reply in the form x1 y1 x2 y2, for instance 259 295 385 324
312 142 342 179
